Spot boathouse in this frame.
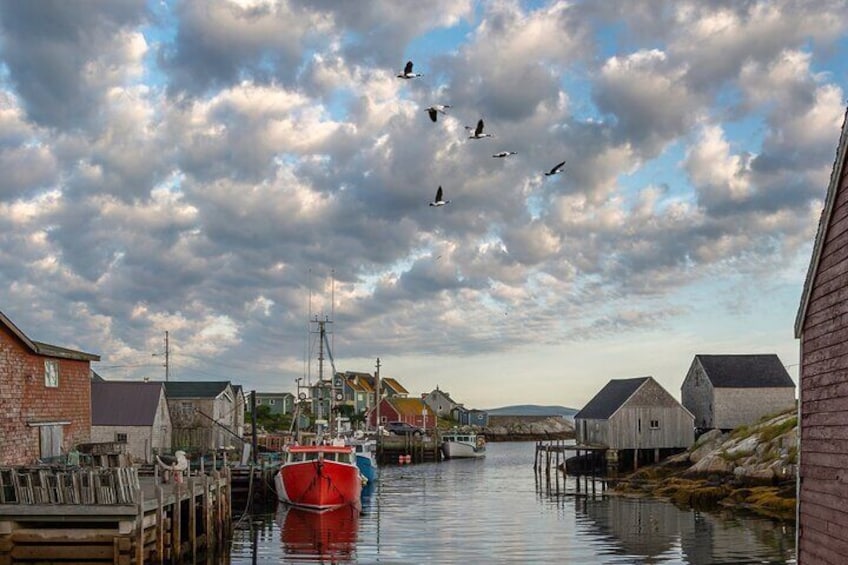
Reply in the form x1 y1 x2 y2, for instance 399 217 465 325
680 354 796 434
162 381 243 451
90 380 172 463
423 386 460 418
795 105 848 564
0 310 100 466
574 377 694 470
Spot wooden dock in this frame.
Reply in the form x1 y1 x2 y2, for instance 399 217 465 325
534 441 609 497
0 466 232 564
376 434 443 465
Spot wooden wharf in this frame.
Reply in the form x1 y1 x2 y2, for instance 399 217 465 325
0 466 232 564
534 441 609 497
376 433 443 465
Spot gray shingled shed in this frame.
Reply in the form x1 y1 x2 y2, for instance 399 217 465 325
574 376 694 471
681 354 796 432
90 381 172 463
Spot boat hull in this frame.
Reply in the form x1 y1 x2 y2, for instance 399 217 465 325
276 459 362 511
442 441 486 459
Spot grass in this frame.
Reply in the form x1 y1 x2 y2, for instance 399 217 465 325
759 416 797 443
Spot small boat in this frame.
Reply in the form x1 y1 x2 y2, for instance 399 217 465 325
442 429 486 459
276 503 360 561
349 436 378 485
275 444 363 511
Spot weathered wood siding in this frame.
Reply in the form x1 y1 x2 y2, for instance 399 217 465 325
90 388 172 462
799 141 848 564
577 379 694 450
713 387 795 430
0 326 92 466
681 359 715 429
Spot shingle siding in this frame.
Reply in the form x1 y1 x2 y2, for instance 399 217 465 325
795 106 848 564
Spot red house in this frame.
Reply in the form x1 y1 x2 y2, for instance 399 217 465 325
368 397 436 431
0 311 100 466
795 105 848 564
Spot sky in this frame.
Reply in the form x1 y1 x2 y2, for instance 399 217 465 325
1 0 847 411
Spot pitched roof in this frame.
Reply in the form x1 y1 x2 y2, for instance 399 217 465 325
382 377 408 394
387 397 434 418
161 381 231 399
0 310 100 361
696 354 795 388
574 377 650 420
91 381 165 426
796 105 848 337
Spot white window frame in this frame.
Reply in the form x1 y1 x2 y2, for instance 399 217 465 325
44 360 59 388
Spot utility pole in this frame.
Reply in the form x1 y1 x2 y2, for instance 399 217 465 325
164 330 170 382
375 357 381 432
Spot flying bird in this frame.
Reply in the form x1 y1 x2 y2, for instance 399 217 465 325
466 119 493 139
397 61 422 79
425 104 450 122
544 160 566 176
492 151 517 158
429 186 450 207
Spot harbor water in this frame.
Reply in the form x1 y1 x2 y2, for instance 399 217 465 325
228 442 796 564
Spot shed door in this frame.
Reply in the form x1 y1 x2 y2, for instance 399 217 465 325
39 425 63 459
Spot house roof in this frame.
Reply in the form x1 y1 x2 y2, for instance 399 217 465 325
91 381 165 426
382 377 408 394
574 377 651 420
387 397 434 418
696 354 795 388
0 310 100 361
162 381 232 399
796 105 848 337
232 384 244 398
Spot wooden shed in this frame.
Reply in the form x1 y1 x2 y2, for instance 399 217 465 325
681 354 796 433
90 380 172 463
574 377 694 470
0 310 100 465
795 105 848 564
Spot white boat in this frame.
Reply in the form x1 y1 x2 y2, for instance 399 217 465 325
442 430 486 459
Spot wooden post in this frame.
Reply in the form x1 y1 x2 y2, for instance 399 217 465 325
156 485 164 564
172 483 182 565
135 487 144 565
214 470 222 545
188 477 196 561
203 474 211 553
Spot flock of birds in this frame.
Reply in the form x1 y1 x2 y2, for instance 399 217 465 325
397 60 567 208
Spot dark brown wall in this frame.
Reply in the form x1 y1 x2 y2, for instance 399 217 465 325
800 157 848 564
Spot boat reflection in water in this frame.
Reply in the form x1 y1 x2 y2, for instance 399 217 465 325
275 504 360 561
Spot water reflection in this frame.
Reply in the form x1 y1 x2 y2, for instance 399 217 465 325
572 494 796 564
275 504 360 562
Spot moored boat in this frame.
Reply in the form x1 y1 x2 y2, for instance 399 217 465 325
442 429 486 459
274 444 363 511
349 437 378 485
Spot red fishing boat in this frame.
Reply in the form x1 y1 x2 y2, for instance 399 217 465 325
274 444 363 511
276 503 360 560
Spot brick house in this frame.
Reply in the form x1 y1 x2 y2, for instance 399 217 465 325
90 381 172 463
795 105 848 564
681 354 796 433
0 311 100 465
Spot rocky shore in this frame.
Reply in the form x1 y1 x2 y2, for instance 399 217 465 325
482 415 574 441
610 409 798 521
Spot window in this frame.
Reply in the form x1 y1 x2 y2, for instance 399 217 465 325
650 419 660 429
269 399 276 405
116 433 128 442
638 418 642 433
44 360 59 387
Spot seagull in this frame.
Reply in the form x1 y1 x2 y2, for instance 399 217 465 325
156 450 189 483
397 61 422 79
425 104 450 122
544 160 566 176
492 151 517 158
466 119 493 139
429 186 450 207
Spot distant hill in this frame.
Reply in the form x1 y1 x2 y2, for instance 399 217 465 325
485 405 578 418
